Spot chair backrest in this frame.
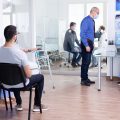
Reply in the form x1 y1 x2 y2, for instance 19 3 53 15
0 63 26 88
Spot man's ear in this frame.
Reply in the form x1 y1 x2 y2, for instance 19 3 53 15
13 34 17 39
12 35 17 42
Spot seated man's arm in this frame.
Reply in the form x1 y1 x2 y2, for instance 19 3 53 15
74 32 80 47
75 39 80 47
22 48 41 53
21 51 32 78
24 65 32 78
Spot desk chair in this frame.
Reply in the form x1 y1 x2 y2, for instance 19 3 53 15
0 63 42 120
59 51 72 68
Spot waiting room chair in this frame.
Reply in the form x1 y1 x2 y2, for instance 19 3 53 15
59 51 72 68
0 63 42 120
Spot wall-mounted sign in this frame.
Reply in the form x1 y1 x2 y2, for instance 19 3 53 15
115 15 120 46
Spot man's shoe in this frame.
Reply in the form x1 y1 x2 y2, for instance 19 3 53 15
33 104 48 112
117 82 120 85
81 81 90 86
76 63 81 67
87 79 95 84
16 104 23 111
71 63 77 68
33 105 40 112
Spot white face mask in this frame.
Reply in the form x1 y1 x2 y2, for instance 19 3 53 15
71 25 76 31
101 30 104 33
93 14 99 19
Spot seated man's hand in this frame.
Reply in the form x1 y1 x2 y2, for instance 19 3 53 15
22 49 29 53
28 49 32 52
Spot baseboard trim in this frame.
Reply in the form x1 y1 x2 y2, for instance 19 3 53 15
106 76 120 81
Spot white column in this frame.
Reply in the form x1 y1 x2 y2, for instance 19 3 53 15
107 0 116 76
29 0 36 48
0 0 4 46
28 0 36 61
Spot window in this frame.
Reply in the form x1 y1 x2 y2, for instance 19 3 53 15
69 4 84 40
3 14 10 28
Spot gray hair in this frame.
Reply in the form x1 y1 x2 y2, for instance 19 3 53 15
90 7 99 13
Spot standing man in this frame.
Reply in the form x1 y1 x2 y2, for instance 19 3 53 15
80 7 99 86
64 22 81 67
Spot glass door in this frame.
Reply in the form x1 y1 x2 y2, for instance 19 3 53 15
11 0 36 61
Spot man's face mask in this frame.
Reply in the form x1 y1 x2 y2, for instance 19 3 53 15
101 30 104 33
94 15 99 19
72 25 76 31
93 11 99 19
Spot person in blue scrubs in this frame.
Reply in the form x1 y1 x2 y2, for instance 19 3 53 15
80 7 99 86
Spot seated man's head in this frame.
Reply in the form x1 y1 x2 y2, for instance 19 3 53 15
70 22 76 31
4 25 18 43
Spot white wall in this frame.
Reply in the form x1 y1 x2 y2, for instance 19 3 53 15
106 0 120 77
0 0 4 46
107 0 115 41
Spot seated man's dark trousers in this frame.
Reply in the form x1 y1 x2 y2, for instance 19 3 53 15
72 52 81 65
13 74 44 106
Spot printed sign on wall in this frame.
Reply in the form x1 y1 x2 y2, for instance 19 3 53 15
115 15 120 46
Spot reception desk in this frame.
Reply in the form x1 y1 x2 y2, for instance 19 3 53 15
94 45 116 91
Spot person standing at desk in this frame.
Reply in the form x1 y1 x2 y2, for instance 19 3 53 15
80 7 99 86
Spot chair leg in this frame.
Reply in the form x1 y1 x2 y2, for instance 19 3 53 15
68 52 71 63
40 102 42 113
3 89 8 111
28 88 32 120
8 91 13 111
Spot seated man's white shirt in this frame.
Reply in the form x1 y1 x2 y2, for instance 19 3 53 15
28 61 40 75
0 44 30 88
